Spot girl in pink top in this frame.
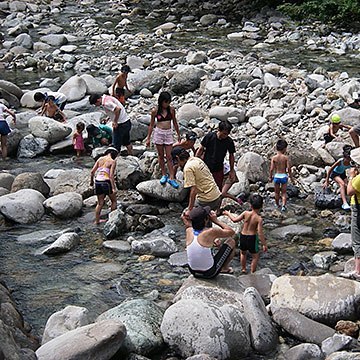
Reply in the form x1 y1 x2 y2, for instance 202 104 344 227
73 122 85 157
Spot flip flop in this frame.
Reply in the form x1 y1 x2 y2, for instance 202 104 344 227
221 267 234 274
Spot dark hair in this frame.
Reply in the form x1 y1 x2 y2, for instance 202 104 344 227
276 139 288 151
157 91 171 116
186 131 197 142
76 122 85 131
89 94 102 105
250 194 263 210
343 144 353 158
121 65 131 73
115 88 125 97
34 92 45 102
177 149 190 161
218 120 233 133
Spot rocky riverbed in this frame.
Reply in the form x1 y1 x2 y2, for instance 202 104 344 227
1 0 360 359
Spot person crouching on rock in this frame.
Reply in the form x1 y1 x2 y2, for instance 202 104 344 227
323 144 353 210
90 147 118 225
181 206 235 278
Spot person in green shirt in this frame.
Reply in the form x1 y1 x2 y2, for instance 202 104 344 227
87 124 112 148
343 148 360 280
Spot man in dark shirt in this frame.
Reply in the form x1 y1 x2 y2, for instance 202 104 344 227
196 120 236 191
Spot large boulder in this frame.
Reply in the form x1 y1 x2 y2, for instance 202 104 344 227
39 34 68 47
161 299 251 359
58 75 87 102
0 173 15 190
272 307 335 345
28 116 72 144
237 152 268 183
43 192 83 219
0 189 45 224
103 209 127 239
270 274 360 326
41 232 80 255
17 134 48 158
36 320 126 360
7 129 23 156
115 156 146 189
11 172 50 197
20 88 51 108
136 180 189 202
269 224 313 240
209 106 246 123
0 80 23 99
285 343 325 360
131 235 177 257
42 305 90 345
168 66 206 95
177 103 204 122
80 74 107 95
314 187 342 210
97 299 164 356
128 70 165 93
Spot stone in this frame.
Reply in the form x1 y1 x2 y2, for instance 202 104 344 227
103 240 131 253
103 209 127 239
42 232 80 255
36 320 126 360
42 305 90 344
39 34 68 47
58 75 87 102
168 251 188 267
249 116 267 130
312 251 337 270
0 189 45 224
270 274 360 326
326 352 360 359
0 80 23 99
168 66 205 95
237 152 268 182
20 88 51 108
11 172 50 197
28 116 72 144
264 73 280 88
199 14 217 26
272 307 335 345
43 192 83 219
0 173 15 190
285 343 325 360
154 22 176 32
131 236 177 257
115 156 145 190
186 51 207 65
335 320 359 338
14 33 32 49
80 74 107 95
209 106 246 123
270 224 313 240
135 214 164 233
128 70 165 94
314 187 342 209
97 299 164 356
177 103 203 122
136 180 189 202
160 50 187 59
332 233 352 254
161 299 251 359
17 134 48 158
243 287 277 354
321 333 356 357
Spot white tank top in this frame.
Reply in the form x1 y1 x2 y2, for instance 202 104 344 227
187 232 214 271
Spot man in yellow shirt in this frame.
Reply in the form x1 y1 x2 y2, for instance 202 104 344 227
344 148 360 280
176 149 221 217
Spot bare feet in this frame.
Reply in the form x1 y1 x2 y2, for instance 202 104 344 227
94 219 107 225
220 267 234 274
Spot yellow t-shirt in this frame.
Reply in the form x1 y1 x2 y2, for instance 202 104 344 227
183 157 221 202
350 175 360 205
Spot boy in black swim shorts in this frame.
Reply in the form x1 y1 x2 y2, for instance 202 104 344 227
223 194 268 273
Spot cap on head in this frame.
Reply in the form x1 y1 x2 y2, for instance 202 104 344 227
105 146 119 155
350 148 360 166
331 114 341 123
189 206 211 230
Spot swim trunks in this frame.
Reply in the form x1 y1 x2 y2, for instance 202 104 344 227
273 173 288 185
94 180 113 196
239 233 259 254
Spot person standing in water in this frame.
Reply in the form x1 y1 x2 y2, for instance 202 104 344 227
146 91 181 189
0 103 16 160
90 147 118 225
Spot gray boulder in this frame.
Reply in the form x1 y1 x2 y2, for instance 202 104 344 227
80 74 107 95
321 333 356 357
314 187 342 210
326 351 360 359
131 236 177 257
28 116 72 144
115 156 146 189
58 75 87 102
11 172 50 197
135 214 164 233
14 33 32 49
209 106 246 123
42 233 80 255
0 80 23 99
332 233 352 254
43 192 83 219
20 88 51 108
0 189 45 224
0 173 15 190
313 251 337 270
270 274 360 326
36 320 126 360
285 343 324 360
177 103 204 121
128 70 165 93
243 287 278 354
39 34 68 47
136 180 189 202
17 134 48 158
103 209 127 239
97 299 164 356
7 129 22 156
237 152 268 182
270 225 313 240
42 305 90 345
168 66 206 95
161 299 251 359
272 307 335 345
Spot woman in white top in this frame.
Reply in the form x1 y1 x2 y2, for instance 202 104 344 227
182 206 235 278
0 103 16 159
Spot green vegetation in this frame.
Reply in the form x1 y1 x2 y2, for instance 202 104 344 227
277 0 360 31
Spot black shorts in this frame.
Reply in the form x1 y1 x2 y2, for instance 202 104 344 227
188 243 232 279
324 133 335 144
330 171 346 180
95 180 113 196
239 233 259 254
113 120 131 150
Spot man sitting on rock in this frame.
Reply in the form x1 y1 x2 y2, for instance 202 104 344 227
176 149 222 217
182 205 235 278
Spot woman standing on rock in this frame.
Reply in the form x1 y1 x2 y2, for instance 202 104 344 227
90 147 118 225
0 103 16 160
146 91 181 189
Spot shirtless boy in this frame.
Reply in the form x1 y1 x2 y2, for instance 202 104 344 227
269 139 294 211
111 65 132 103
42 96 66 122
224 194 267 274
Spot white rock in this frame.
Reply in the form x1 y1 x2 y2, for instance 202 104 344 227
43 192 83 219
42 232 80 255
249 116 267 130
80 74 107 95
209 106 246 123
237 152 268 182
131 236 177 257
177 103 203 122
264 73 280 88
58 75 87 102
